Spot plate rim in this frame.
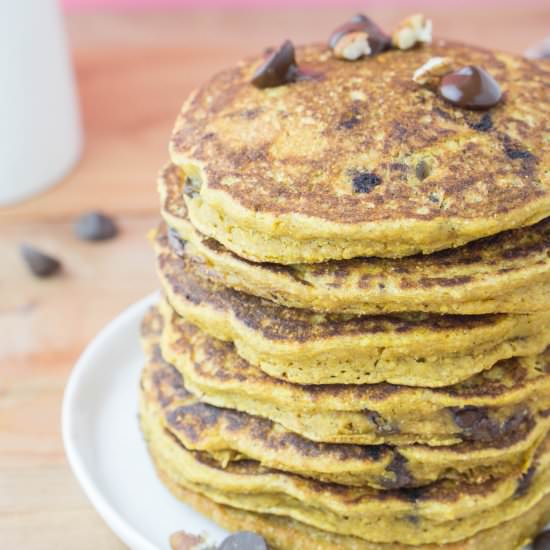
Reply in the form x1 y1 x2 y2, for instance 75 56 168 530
62 291 159 550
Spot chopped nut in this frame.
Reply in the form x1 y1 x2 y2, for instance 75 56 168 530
333 31 372 60
412 56 452 87
392 14 432 50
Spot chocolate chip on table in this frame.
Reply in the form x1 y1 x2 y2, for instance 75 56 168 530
20 244 61 278
438 66 502 110
351 171 382 193
533 530 550 550
218 531 267 550
74 211 118 241
251 40 299 89
329 14 391 58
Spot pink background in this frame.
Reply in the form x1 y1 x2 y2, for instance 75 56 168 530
62 0 545 8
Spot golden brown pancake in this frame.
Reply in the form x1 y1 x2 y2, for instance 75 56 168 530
169 42 550 263
153 227 550 387
140 318 550 489
149 305 550 448
141 390 550 545
155 476 550 550
159 164 550 315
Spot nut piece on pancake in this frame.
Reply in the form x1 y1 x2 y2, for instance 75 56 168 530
412 56 453 86
391 14 432 50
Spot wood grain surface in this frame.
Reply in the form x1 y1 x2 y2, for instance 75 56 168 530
1 7 548 550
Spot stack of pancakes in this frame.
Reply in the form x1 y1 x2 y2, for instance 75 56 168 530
140 38 550 549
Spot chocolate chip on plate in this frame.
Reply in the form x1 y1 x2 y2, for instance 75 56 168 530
20 244 61 278
75 211 118 241
438 65 502 110
251 40 299 89
329 14 391 59
533 530 550 550
218 531 267 550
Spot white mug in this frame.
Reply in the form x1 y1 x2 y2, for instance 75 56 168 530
0 0 82 206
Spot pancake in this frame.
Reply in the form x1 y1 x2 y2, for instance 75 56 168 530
169 41 550 263
155 477 550 550
152 304 550 446
141 322 550 489
154 228 550 387
141 389 550 545
159 164 550 315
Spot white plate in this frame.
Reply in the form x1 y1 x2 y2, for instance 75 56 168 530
62 292 228 550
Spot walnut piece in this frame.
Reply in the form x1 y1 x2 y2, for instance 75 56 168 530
392 14 432 50
412 56 452 86
333 31 372 60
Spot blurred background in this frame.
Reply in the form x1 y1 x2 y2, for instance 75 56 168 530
0 1 549 548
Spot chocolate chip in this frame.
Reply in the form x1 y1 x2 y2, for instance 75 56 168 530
251 40 299 89
399 486 427 503
20 244 61 278
450 406 499 441
384 453 415 488
183 176 202 198
74 211 118 241
524 37 550 60
515 465 536 498
468 112 493 132
364 409 399 434
534 531 550 550
329 15 391 56
351 171 382 193
218 532 267 550
415 160 430 180
438 66 502 110
350 13 369 23
338 115 360 129
167 227 187 256
504 145 534 160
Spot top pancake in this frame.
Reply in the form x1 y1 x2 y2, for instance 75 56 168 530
170 40 550 263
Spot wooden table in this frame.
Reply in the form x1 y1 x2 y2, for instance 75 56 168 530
1 7 548 549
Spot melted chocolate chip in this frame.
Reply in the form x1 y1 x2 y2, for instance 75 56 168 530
534 531 550 550
329 15 391 55
451 406 529 442
351 171 382 193
450 406 499 441
218 532 267 550
74 211 118 241
438 66 502 110
468 112 493 132
384 453 415 489
167 227 187 256
515 465 536 498
504 145 534 160
20 244 61 278
415 160 430 180
251 40 299 89
364 409 399 434
183 176 202 198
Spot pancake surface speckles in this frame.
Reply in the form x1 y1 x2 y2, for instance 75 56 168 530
169 42 550 263
159 164 550 315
